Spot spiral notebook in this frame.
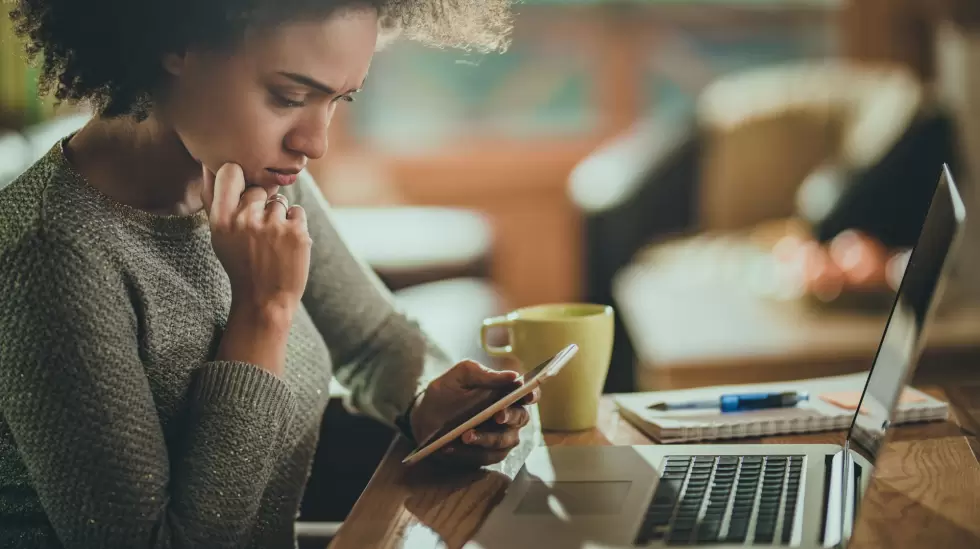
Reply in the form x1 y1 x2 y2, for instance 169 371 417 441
613 373 949 444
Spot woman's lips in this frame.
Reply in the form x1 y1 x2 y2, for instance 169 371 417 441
268 169 298 186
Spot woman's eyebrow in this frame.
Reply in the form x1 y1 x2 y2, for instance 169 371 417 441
276 71 364 95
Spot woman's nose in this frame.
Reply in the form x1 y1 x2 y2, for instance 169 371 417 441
285 107 333 160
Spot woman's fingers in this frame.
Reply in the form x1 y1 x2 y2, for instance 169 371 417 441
462 428 521 450
460 406 530 450
236 186 269 226
209 164 247 226
491 406 530 427
519 387 541 406
432 405 533 467
286 205 306 227
264 193 289 222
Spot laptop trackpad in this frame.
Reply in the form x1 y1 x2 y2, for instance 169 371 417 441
515 480 632 516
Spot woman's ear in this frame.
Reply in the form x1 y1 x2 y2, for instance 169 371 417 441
162 52 186 77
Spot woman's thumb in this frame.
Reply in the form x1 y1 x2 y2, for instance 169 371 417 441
459 360 520 388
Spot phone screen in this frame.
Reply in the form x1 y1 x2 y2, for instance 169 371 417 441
412 353 559 450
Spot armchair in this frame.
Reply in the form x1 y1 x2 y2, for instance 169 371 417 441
567 111 702 393
569 60 955 394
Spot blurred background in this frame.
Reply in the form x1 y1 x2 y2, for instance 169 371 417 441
4 0 980 397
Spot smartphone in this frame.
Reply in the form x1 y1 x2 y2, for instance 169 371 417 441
401 343 578 465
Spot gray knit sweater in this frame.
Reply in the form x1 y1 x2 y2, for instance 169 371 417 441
0 139 446 548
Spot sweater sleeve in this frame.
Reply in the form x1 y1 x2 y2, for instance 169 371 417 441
0 231 297 548
283 173 455 429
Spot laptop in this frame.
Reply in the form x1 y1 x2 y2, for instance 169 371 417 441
468 165 966 549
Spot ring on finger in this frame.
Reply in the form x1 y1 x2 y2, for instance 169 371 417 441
265 194 288 210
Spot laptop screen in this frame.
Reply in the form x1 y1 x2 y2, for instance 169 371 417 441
846 165 966 459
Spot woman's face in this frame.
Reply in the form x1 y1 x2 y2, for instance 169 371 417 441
161 7 378 192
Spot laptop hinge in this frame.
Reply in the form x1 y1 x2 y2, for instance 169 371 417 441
822 443 857 548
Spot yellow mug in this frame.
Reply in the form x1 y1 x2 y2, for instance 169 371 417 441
480 303 615 431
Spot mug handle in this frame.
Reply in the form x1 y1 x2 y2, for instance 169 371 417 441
481 316 514 357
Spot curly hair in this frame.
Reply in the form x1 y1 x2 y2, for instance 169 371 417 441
10 0 513 118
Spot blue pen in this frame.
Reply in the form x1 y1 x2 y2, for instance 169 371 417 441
648 391 809 413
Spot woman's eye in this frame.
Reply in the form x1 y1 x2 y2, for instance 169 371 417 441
337 95 355 104
272 94 306 108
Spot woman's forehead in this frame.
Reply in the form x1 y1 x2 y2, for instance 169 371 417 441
240 9 377 88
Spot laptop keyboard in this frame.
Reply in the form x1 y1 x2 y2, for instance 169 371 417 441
634 455 804 546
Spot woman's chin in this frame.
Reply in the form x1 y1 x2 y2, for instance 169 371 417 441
243 178 281 196
258 184 281 197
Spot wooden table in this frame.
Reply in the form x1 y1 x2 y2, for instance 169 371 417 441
328 387 980 549
611 236 980 391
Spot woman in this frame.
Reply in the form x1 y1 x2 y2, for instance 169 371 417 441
0 1 534 547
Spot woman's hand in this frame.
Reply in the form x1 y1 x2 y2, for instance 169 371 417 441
201 163 313 376
409 360 540 467
202 163 312 317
